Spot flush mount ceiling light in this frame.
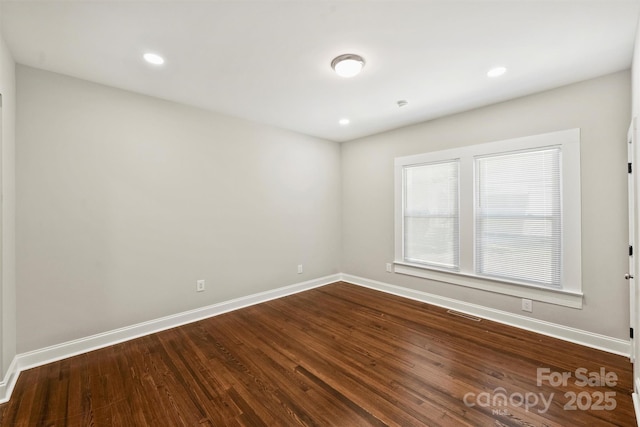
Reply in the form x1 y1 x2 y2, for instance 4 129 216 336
339 118 350 125
143 53 165 65
487 66 507 78
331 54 365 78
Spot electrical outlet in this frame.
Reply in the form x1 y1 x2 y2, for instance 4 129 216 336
297 264 303 274
386 263 393 273
522 298 532 312
196 279 205 292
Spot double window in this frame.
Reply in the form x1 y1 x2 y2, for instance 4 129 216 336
394 129 582 302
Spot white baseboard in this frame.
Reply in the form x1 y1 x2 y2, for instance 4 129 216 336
0 272 631 405
0 357 19 404
633 378 640 427
0 273 340 403
340 273 631 357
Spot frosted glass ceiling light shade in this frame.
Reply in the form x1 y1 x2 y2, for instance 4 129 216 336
331 54 365 78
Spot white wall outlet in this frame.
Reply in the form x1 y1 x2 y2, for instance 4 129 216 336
196 279 205 292
386 263 393 273
522 298 532 312
297 264 303 274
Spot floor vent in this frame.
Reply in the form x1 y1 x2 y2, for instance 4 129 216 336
446 310 482 322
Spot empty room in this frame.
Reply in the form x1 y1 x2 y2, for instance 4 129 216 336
0 0 639 426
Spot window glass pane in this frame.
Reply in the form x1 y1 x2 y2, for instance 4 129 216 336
404 161 459 269
475 148 561 286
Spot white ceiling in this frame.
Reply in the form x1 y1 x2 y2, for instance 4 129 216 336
2 0 639 142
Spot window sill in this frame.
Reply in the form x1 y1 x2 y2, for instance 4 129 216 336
393 262 583 309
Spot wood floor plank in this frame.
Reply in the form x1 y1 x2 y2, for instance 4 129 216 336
0 282 634 426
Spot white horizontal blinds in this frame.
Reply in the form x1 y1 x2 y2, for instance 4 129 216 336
404 160 459 269
475 147 562 287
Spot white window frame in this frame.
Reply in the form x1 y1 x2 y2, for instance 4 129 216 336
394 129 583 308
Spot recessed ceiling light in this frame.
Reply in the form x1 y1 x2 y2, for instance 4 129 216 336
487 66 507 78
331 54 365 78
143 53 165 65
339 118 350 125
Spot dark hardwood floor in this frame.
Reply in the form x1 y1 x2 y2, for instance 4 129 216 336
0 282 635 426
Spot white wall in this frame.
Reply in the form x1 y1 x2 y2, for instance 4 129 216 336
342 70 631 340
0 6 16 379
16 65 342 353
14 63 632 354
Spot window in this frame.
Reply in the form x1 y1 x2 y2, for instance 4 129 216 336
404 160 459 269
394 129 582 307
475 148 561 287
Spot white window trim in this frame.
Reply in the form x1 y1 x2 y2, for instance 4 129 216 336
394 129 583 309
